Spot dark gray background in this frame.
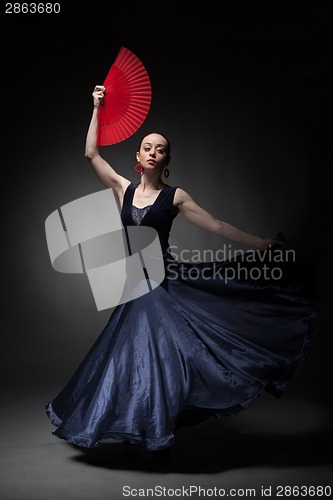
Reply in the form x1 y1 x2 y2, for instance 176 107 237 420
2 1 332 414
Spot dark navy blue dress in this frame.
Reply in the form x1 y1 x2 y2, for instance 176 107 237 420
46 183 315 450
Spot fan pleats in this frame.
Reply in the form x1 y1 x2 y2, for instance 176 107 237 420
97 47 152 146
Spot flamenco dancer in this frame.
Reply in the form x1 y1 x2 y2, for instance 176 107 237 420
46 84 315 460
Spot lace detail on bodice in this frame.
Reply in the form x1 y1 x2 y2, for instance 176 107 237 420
131 205 152 225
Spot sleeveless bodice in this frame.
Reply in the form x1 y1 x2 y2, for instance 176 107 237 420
121 183 178 253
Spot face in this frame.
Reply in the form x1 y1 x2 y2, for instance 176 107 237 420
136 133 170 173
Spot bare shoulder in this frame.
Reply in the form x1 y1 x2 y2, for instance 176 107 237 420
173 187 193 207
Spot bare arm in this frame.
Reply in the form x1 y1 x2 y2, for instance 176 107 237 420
85 85 130 200
174 188 284 250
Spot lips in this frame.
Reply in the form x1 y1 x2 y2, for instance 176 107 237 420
147 159 156 164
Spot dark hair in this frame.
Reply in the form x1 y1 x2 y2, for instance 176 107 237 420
137 132 171 158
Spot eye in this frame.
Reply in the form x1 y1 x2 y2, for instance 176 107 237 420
143 147 150 152
157 148 165 155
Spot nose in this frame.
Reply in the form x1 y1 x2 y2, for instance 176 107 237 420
149 150 156 157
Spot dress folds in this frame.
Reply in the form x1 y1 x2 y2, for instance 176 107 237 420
46 183 316 450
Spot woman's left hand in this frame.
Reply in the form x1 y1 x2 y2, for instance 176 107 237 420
261 233 288 250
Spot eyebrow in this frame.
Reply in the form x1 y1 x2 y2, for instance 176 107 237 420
143 142 166 148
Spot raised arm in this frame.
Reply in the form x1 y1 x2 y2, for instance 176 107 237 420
85 85 131 201
174 188 284 250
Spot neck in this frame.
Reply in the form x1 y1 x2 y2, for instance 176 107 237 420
138 172 165 191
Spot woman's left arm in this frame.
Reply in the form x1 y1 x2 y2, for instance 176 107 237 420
174 188 283 250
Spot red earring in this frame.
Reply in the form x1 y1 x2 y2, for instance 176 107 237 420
135 163 143 173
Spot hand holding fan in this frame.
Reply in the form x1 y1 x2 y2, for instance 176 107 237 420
97 47 152 146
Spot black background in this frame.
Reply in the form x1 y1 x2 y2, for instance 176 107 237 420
1 1 332 412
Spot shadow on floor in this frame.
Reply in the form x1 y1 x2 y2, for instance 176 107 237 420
70 424 333 474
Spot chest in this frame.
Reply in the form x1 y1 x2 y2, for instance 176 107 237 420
132 190 163 208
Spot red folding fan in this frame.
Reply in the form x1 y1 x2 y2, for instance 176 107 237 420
97 46 152 146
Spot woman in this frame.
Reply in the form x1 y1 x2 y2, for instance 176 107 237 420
46 85 315 454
